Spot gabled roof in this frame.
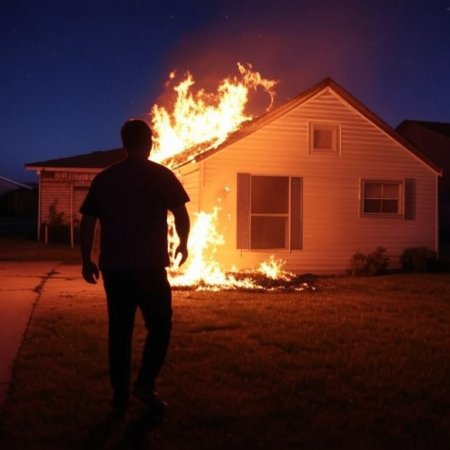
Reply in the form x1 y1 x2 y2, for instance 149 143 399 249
26 148 126 170
25 78 443 176
169 77 442 175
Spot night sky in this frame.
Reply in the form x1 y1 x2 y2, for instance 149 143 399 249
1 0 449 182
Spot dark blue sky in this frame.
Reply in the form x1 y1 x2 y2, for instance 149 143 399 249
1 0 449 182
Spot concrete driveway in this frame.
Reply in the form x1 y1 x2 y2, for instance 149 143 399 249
0 261 63 408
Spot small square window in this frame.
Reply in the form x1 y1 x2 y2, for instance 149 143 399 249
309 122 340 154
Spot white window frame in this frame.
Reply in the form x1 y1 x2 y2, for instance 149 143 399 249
361 180 403 217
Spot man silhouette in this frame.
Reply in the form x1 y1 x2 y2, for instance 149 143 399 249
80 119 190 415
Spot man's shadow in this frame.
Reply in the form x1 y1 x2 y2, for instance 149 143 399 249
81 407 163 449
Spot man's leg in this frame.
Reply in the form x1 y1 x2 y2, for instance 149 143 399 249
134 269 172 393
103 271 137 409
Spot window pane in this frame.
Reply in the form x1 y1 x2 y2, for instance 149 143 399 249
364 199 381 213
365 183 382 198
251 217 288 249
382 200 399 213
383 184 399 198
313 129 333 149
251 176 289 214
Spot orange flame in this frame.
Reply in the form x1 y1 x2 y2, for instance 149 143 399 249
148 63 292 290
167 207 294 290
150 63 277 165
258 255 291 280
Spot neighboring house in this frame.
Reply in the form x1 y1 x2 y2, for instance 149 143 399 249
0 175 36 217
396 120 450 242
25 149 125 244
26 78 442 272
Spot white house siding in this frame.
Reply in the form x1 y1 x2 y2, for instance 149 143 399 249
39 171 94 225
176 164 200 215
183 88 438 273
40 178 71 224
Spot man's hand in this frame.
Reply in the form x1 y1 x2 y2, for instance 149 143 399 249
80 215 98 283
171 204 190 267
82 260 99 284
175 243 189 267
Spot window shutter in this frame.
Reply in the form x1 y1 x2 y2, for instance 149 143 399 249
290 177 303 249
405 179 416 220
236 173 251 249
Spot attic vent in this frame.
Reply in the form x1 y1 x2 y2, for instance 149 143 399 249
309 122 340 154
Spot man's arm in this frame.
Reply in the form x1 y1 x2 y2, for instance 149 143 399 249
80 214 99 283
171 204 190 266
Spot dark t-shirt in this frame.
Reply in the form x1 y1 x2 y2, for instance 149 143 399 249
80 157 189 270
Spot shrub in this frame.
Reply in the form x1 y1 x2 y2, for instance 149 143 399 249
349 247 390 276
401 247 437 272
45 200 69 244
48 200 65 226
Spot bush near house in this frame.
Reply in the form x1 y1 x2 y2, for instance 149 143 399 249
401 246 438 272
45 200 71 244
348 246 389 276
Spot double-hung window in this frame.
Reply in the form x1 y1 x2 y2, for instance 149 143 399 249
250 176 289 249
237 174 302 250
362 181 402 215
361 179 416 219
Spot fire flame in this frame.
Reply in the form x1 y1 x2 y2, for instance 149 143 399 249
147 63 306 290
167 207 295 290
150 63 277 165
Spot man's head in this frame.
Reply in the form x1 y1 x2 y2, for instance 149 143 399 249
121 119 152 158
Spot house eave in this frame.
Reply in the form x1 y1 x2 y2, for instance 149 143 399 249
25 166 103 174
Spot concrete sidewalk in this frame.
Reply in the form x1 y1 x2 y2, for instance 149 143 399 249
0 261 62 409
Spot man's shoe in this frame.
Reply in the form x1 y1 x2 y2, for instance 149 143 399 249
132 386 167 414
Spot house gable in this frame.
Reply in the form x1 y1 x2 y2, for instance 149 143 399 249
174 79 441 177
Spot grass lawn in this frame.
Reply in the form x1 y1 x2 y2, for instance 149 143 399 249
1 272 450 449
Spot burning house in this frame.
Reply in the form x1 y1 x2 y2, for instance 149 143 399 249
26 75 441 277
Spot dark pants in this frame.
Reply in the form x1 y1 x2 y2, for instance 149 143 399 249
102 269 172 395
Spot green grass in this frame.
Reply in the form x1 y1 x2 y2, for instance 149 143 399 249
1 275 450 449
